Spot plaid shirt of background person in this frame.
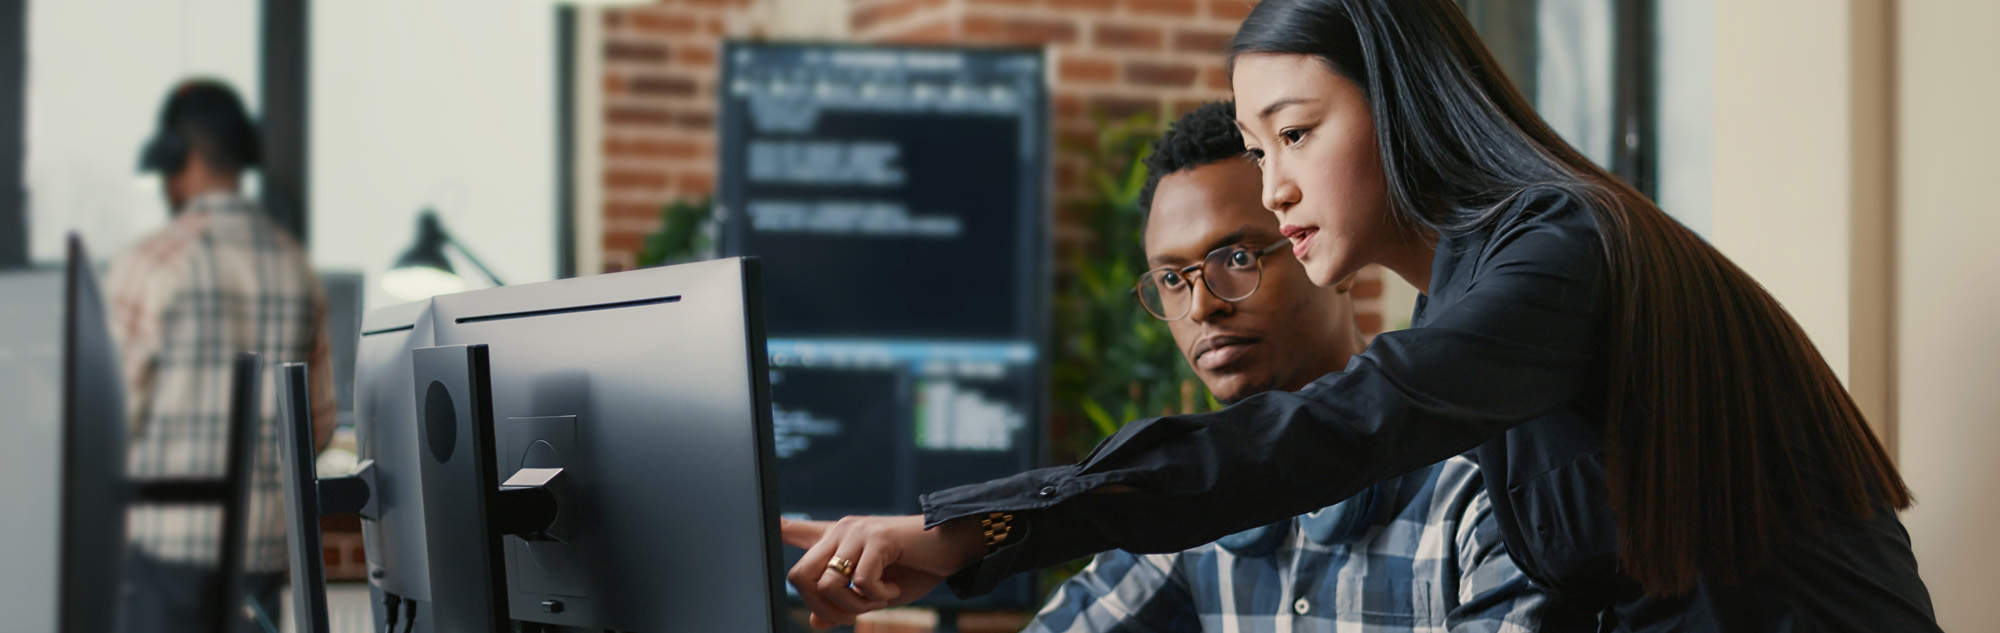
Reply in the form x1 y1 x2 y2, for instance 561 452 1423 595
1024 456 1549 633
106 191 336 572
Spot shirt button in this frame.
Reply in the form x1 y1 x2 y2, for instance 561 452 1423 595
1037 486 1057 498
1293 598 1310 615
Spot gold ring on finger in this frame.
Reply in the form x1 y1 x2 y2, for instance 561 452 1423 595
826 556 856 577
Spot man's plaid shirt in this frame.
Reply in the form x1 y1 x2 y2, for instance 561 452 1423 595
106 191 335 571
1023 456 1549 633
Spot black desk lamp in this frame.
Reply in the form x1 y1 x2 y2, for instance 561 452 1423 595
383 209 506 301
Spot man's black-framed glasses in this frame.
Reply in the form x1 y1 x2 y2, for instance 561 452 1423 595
1132 240 1290 321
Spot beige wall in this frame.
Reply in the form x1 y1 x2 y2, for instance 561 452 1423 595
1710 0 1857 383
1704 1 2000 622
1896 0 2000 629
1709 0 1899 439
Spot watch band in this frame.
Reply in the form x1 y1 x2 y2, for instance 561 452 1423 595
980 511 1016 554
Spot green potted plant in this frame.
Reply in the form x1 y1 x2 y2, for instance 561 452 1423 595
1050 111 1217 461
635 196 715 268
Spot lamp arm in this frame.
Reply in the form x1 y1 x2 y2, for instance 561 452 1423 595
443 232 508 287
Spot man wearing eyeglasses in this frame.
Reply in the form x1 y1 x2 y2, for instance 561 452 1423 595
1020 102 1571 633
1127 118 1362 405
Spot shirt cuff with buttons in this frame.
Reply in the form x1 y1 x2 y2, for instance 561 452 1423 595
920 464 1080 528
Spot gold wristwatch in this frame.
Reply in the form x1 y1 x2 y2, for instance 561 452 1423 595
980 511 1016 554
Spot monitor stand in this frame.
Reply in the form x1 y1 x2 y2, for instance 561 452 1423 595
411 344 563 633
277 361 382 633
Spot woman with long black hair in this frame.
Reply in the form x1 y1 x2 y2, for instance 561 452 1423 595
781 1 1939 630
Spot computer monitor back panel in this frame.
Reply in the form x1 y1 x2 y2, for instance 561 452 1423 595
276 362 332 633
0 271 66 633
430 257 782 632
410 345 511 633
355 299 436 604
0 246 131 633
61 244 130 633
320 271 364 419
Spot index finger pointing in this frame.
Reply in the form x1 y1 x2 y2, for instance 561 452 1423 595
781 518 831 550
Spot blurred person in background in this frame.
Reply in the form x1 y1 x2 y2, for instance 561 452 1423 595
108 78 336 633
1015 101 1569 633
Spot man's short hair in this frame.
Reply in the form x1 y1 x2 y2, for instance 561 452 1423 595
138 79 262 176
1137 101 1247 219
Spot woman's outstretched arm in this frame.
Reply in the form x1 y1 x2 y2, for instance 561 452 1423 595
789 196 1608 619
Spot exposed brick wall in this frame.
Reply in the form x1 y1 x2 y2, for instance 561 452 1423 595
597 0 1386 327
599 0 739 271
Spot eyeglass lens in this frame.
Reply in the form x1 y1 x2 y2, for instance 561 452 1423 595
1134 246 1266 320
